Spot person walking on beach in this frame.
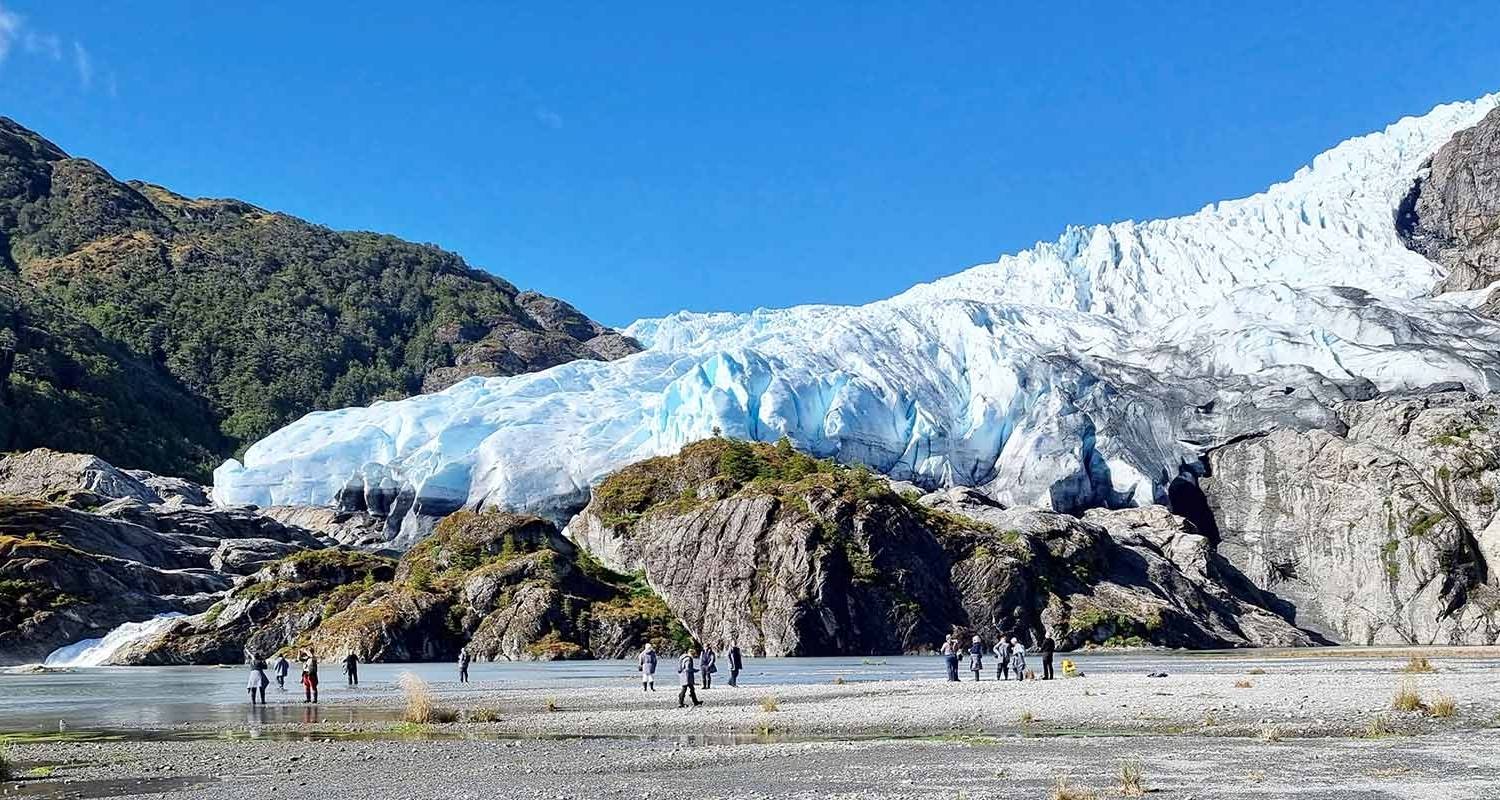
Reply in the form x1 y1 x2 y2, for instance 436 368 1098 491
300 650 320 703
727 644 743 687
638 642 658 692
700 647 717 689
1009 637 1026 681
343 652 359 687
967 635 985 681
941 635 960 681
458 645 471 683
994 636 1012 681
1040 635 1056 680
246 651 269 705
678 648 702 708
274 654 290 690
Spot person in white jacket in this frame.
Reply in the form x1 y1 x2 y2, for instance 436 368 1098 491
638 643 658 692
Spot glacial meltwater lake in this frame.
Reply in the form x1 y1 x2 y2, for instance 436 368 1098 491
4 649 1499 735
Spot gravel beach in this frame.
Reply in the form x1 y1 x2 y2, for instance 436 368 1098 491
6 650 1500 798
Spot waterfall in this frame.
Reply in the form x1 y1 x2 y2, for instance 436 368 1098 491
44 613 187 667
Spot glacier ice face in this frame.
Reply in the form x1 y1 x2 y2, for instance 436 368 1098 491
215 94 1500 537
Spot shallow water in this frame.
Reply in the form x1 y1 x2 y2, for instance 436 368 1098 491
3 648 1497 734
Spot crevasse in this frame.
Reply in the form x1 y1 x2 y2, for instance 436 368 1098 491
214 94 1500 538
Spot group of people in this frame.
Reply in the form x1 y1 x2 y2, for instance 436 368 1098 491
248 632 1055 711
637 642 744 707
244 650 351 704
941 633 1056 682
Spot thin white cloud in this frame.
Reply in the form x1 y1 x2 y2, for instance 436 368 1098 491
0 4 21 63
72 40 91 88
535 108 563 130
24 30 60 60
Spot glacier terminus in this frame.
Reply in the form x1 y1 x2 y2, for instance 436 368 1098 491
215 93 1500 545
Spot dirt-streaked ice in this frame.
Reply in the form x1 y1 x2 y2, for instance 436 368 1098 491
215 94 1500 540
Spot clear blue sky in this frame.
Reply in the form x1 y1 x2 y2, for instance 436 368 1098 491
0 2 1496 326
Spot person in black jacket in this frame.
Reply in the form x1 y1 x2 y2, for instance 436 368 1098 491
343 652 359 687
1041 635 1057 680
727 644 743 687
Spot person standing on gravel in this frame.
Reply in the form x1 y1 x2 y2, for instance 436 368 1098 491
1040 635 1056 680
274 654 290 690
300 650 320 703
727 644 743 687
967 635 985 681
638 642 658 691
678 648 702 708
343 652 359 687
246 651 270 705
458 646 472 683
700 647 717 689
993 636 1012 681
941 635 960 681
1009 637 1026 681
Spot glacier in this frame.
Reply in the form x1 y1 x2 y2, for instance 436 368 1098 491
215 93 1500 543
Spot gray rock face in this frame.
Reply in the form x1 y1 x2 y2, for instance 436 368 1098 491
124 470 211 506
210 538 304 575
1398 105 1500 299
0 449 160 504
261 506 391 549
1204 391 1500 645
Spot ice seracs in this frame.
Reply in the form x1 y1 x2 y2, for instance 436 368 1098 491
215 93 1500 541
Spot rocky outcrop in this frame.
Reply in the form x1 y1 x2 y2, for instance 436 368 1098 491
0 449 329 664
568 438 1316 656
1204 391 1500 645
0 449 161 505
120 511 686 665
261 506 391 549
1398 105 1500 301
0 499 233 663
419 292 641 393
114 549 397 666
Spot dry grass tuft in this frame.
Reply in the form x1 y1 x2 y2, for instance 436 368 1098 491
1118 758 1146 798
544 697 560 713
465 707 502 723
1048 776 1098 800
1400 656 1435 674
1428 693 1456 719
1259 724 1283 743
1233 679 1253 689
1391 683 1426 713
832 676 846 685
759 695 780 713
1018 709 1035 725
1247 667 1266 675
398 671 437 724
1364 714 1395 738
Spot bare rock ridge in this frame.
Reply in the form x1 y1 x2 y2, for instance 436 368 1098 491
1399 104 1500 303
566 438 1320 656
